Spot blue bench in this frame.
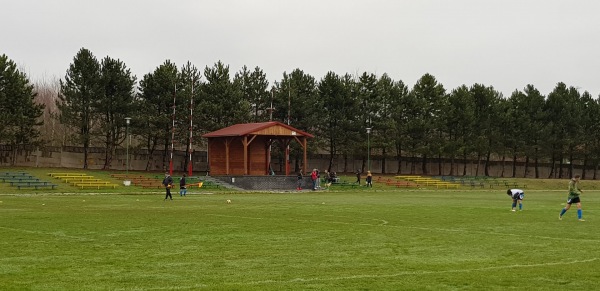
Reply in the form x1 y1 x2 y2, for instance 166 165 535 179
1 172 29 176
1 176 36 182
16 183 58 190
9 179 41 185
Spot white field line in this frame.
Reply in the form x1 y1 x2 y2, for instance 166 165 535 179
233 258 599 286
206 214 600 243
0 226 94 241
139 257 599 289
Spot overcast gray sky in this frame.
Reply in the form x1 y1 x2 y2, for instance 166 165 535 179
3 0 599 97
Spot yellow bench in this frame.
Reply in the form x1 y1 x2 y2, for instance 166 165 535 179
395 175 422 179
49 173 89 177
68 179 103 185
75 182 117 189
408 180 459 187
409 178 438 182
416 181 444 186
76 181 111 185
63 177 97 182
77 184 117 189
54 176 94 181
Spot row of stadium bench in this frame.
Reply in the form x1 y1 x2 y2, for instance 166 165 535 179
395 176 461 189
2 171 224 191
49 173 117 189
0 172 57 190
372 175 525 189
439 176 526 188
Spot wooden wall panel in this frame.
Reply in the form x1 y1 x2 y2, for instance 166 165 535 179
248 136 267 175
253 125 298 136
208 139 226 175
215 138 241 175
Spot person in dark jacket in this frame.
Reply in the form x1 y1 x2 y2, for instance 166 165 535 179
163 172 174 201
297 170 303 191
179 173 187 197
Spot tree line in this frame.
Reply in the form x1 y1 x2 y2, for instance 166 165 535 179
2 48 600 179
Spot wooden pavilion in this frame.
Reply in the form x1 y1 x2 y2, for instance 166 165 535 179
202 122 314 176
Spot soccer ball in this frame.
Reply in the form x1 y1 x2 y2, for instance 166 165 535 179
227 199 231 204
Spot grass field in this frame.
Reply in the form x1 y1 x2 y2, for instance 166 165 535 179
2 178 600 290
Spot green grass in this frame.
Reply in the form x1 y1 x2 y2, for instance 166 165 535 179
1 184 600 290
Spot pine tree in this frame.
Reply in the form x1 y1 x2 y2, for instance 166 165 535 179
137 60 179 171
97 56 137 169
0 54 44 164
409 74 446 175
57 48 102 169
199 61 251 131
317 71 350 171
234 65 269 122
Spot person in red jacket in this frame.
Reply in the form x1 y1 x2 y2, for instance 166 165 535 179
311 169 318 190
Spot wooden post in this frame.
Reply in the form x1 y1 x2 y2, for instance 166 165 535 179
302 137 307 174
225 138 230 175
266 139 271 175
243 135 248 175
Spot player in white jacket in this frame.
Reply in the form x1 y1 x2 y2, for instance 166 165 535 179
506 189 524 212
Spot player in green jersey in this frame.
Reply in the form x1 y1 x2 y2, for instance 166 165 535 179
559 175 584 221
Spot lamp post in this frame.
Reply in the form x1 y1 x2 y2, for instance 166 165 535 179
366 127 372 171
125 117 131 175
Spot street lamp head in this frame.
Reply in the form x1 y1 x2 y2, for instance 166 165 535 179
366 127 372 134
125 117 132 125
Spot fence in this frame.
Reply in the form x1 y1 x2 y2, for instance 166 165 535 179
0 145 592 179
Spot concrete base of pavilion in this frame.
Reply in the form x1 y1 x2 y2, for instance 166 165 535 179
212 175 315 191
